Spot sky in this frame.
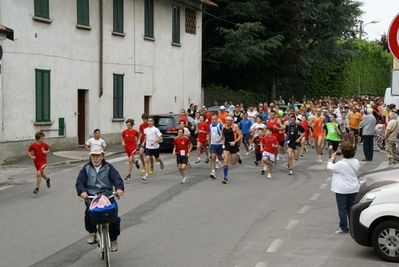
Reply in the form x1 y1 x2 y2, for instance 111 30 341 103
359 0 398 41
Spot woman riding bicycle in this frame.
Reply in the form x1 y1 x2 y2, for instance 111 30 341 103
75 147 124 252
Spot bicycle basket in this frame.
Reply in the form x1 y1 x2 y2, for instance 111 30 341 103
89 201 118 225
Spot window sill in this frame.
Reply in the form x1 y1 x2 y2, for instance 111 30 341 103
171 42 182 47
76 24 92 31
144 36 155 41
112 31 126 37
112 118 125 122
32 16 53 24
34 121 54 126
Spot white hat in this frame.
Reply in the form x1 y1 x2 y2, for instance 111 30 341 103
89 147 104 155
220 106 225 110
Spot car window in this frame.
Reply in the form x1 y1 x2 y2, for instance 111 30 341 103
155 117 174 127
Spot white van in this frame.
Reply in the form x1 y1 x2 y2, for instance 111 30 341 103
383 87 399 108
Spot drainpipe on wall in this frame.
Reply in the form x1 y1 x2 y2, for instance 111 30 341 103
99 0 104 97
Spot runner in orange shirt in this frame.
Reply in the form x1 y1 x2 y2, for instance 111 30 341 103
310 108 326 163
348 106 363 150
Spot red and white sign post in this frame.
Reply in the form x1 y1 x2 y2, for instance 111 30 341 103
388 13 399 61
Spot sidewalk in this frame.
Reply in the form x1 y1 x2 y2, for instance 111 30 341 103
0 144 125 187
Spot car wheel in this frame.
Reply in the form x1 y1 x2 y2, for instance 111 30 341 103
372 220 399 262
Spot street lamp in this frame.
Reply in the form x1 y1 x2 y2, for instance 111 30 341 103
359 20 380 40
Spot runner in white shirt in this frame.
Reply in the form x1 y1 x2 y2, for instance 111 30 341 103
85 129 107 152
142 116 164 180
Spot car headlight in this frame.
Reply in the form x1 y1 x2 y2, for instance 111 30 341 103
358 176 366 187
360 189 381 203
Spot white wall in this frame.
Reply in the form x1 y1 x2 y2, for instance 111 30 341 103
0 0 202 163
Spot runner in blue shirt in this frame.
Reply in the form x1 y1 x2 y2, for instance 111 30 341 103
239 112 253 155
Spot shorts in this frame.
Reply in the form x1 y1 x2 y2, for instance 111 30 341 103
278 141 285 147
145 148 160 159
209 145 223 156
287 140 300 150
197 140 208 148
327 140 340 151
243 133 251 142
349 128 359 136
255 152 262 162
223 144 239 154
125 147 137 157
262 151 275 163
139 143 146 149
176 155 188 165
34 162 46 172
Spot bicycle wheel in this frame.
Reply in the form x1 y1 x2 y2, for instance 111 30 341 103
373 135 379 151
376 136 386 153
97 227 104 259
102 224 111 267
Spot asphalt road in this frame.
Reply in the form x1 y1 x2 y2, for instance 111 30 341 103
0 146 397 267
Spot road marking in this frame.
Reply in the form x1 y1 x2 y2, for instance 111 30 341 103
107 156 127 163
307 163 326 170
319 184 328 190
0 185 13 191
285 220 299 229
254 262 268 267
326 177 331 182
310 193 320 201
266 239 284 252
298 205 311 214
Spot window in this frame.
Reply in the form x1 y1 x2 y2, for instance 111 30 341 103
113 0 124 33
172 6 180 44
77 0 90 26
185 8 196 35
34 0 49 19
144 0 154 38
113 74 124 119
35 69 51 122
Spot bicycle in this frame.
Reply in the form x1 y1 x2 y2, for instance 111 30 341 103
86 192 119 267
374 124 386 153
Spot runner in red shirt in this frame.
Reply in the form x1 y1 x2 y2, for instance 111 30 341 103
138 114 154 174
122 118 140 181
260 127 278 179
195 114 210 164
266 110 286 161
27 132 51 194
172 128 193 184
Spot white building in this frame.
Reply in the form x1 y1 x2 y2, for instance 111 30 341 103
0 0 216 163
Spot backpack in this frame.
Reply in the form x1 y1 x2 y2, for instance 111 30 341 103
88 195 118 225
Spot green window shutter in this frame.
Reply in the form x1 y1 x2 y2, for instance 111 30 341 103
35 69 51 122
113 0 124 33
34 0 50 19
172 6 180 44
77 0 90 26
144 0 154 38
113 74 124 119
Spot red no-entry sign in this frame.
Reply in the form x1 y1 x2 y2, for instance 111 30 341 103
389 13 399 61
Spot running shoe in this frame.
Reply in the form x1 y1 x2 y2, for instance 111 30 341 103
141 167 145 173
160 160 165 169
245 152 250 156
181 177 187 184
142 174 149 180
124 174 131 181
149 167 154 174
111 241 118 252
267 173 272 179
237 153 242 164
33 188 39 194
195 159 201 164
210 171 216 179
87 233 97 244
300 153 304 157
261 170 265 175
254 161 259 166
205 157 209 163
135 160 140 169
216 161 221 169
289 169 293 175
46 177 51 188
222 177 229 184
304 146 308 153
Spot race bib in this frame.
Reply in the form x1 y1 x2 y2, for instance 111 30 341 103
180 150 186 156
